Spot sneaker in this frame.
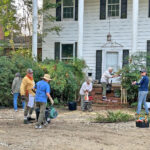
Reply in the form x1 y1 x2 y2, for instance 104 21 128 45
47 118 51 124
35 125 42 129
15 110 18 112
44 121 48 127
27 117 35 121
102 96 107 101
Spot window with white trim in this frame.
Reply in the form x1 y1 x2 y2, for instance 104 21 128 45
108 0 120 17
106 52 119 72
61 44 74 61
62 0 74 19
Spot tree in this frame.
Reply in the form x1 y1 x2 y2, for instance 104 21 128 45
0 0 20 51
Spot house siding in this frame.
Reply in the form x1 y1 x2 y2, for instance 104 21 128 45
43 0 150 80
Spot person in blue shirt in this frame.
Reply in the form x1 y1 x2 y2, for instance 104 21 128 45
34 74 54 129
132 69 149 116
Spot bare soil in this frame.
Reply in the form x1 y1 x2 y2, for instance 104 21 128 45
0 107 150 150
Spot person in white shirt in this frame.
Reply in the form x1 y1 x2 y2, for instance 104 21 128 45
80 77 93 111
101 67 117 100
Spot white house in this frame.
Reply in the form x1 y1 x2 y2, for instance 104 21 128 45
42 0 150 81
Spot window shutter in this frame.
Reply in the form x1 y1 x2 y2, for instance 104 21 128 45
100 0 106 20
96 50 102 81
122 50 129 67
147 41 150 66
56 0 61 21
121 0 127 19
75 0 78 21
55 42 60 60
149 0 150 17
75 42 78 58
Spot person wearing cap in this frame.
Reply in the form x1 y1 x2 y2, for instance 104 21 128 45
132 69 149 116
101 67 117 101
11 73 25 111
79 77 93 111
20 68 35 124
34 74 54 129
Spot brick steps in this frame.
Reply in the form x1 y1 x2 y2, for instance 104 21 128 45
90 84 128 109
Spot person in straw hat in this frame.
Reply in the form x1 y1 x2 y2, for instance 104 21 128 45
34 74 54 129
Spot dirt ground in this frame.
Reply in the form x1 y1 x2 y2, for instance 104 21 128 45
0 107 150 150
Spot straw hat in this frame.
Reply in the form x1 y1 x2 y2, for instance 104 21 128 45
41 74 52 81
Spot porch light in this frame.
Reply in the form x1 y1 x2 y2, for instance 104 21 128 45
107 33 112 42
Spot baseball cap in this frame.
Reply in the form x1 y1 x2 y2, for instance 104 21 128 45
27 68 33 73
140 69 147 73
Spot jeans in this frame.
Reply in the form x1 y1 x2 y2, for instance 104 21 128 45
13 93 25 110
13 93 19 110
137 91 149 115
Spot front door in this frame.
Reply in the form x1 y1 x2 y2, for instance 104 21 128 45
106 52 118 72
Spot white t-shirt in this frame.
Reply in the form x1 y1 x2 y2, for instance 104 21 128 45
101 70 112 83
79 82 93 95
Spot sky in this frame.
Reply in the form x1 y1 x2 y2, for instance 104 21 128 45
15 0 43 35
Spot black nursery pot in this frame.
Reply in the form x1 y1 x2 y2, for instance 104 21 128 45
68 101 77 111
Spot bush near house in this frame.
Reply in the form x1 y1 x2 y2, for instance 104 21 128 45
41 59 87 103
118 52 150 104
0 55 44 107
0 54 86 107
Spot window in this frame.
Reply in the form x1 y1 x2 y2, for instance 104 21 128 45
108 0 120 17
61 44 74 60
63 0 74 19
106 52 119 72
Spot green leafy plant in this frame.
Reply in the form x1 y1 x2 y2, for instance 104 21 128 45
118 52 148 104
114 89 121 98
42 59 87 103
0 55 44 107
0 53 86 107
53 98 59 105
130 102 138 108
93 111 135 123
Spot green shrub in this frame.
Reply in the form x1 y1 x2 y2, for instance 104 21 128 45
53 98 59 105
42 59 87 102
118 52 148 104
0 55 44 107
130 102 138 108
0 54 86 107
93 111 135 123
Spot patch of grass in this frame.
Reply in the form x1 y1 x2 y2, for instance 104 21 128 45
93 111 135 123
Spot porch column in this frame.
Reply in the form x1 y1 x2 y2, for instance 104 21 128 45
132 0 139 54
78 0 84 59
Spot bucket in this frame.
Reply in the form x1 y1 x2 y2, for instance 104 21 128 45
68 101 77 111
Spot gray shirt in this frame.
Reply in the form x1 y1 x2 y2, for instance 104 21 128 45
12 77 22 93
101 70 112 83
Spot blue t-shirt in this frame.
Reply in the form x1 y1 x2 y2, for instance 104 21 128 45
35 80 51 103
136 76 149 91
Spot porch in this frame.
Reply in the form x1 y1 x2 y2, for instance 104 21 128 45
91 83 128 109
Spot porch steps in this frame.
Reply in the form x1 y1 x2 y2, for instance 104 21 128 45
90 84 128 109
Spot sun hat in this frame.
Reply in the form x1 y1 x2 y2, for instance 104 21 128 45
41 74 52 81
27 68 33 73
